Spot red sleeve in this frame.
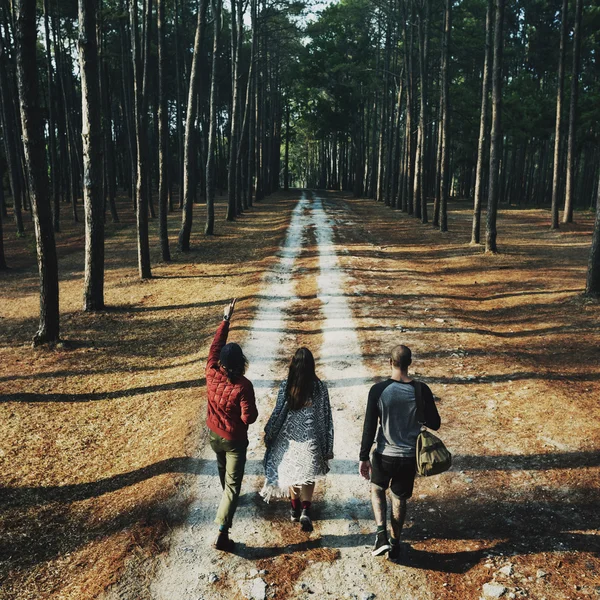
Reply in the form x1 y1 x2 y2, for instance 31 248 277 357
206 320 230 371
240 383 258 426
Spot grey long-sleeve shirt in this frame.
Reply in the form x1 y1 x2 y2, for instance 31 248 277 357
359 379 440 461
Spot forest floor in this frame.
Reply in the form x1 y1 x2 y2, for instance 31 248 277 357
1 190 599 600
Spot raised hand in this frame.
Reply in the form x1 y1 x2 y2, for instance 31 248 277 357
223 298 237 321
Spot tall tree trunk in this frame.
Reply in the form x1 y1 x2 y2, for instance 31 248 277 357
236 0 256 209
130 0 152 277
405 6 416 214
438 0 451 233
43 0 59 233
284 98 290 191
586 176 600 296
414 0 429 223
103 62 119 222
550 0 568 229
0 182 6 269
390 72 403 209
205 0 221 235
53 13 79 222
227 0 243 220
157 0 170 260
485 0 504 253
178 0 208 250
471 0 492 244
376 19 390 203
79 0 105 310
14 0 60 343
119 4 136 206
562 0 583 224
0 24 25 235
174 0 184 208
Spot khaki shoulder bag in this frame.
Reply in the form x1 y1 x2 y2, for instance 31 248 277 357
414 381 452 476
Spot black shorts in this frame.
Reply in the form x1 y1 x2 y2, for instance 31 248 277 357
370 452 416 499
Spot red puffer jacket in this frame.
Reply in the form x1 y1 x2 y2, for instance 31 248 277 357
205 321 258 441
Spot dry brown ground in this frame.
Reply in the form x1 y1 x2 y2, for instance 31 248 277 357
1 191 599 600
329 192 600 599
0 192 296 600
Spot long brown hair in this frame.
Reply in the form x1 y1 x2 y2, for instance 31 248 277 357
285 347 318 410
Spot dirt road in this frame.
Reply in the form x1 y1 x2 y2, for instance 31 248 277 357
133 191 431 599
100 189 600 600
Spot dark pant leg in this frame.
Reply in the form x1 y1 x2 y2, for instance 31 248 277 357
213 436 248 528
209 432 227 490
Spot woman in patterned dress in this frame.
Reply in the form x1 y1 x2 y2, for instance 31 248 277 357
260 348 334 532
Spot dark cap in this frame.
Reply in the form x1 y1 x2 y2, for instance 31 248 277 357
219 343 244 368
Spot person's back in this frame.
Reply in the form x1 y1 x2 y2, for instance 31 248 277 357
205 340 256 442
370 379 439 459
261 348 334 532
205 299 257 552
360 344 441 561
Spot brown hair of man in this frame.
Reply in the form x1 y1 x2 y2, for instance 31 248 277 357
390 345 412 371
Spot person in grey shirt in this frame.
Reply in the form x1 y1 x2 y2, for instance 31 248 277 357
359 345 440 560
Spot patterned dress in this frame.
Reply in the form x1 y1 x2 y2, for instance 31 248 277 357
260 379 334 502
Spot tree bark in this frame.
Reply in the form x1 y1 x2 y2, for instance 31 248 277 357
586 176 600 296
174 0 184 208
178 0 208 250
157 0 170 260
0 24 25 236
130 0 152 277
236 0 256 209
376 18 390 203
79 0 105 309
484 0 505 253
471 0 492 244
550 0 568 229
284 98 290 191
205 0 221 236
562 0 583 224
227 0 244 220
414 0 429 223
14 0 60 343
43 0 59 233
53 13 79 222
0 182 7 269
438 0 451 233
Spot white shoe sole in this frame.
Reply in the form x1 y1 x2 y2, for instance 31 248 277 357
372 544 391 556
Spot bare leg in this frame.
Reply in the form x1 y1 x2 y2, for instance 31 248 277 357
390 493 407 540
300 482 315 503
289 486 300 499
371 484 387 528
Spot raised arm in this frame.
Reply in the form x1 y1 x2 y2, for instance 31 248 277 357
206 299 237 371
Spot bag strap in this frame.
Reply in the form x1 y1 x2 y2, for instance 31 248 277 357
414 380 426 426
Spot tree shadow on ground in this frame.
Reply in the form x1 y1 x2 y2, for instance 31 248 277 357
4 451 599 508
0 494 189 577
2 448 599 576
0 378 205 403
243 495 600 574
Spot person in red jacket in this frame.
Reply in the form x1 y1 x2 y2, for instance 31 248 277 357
206 298 258 551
